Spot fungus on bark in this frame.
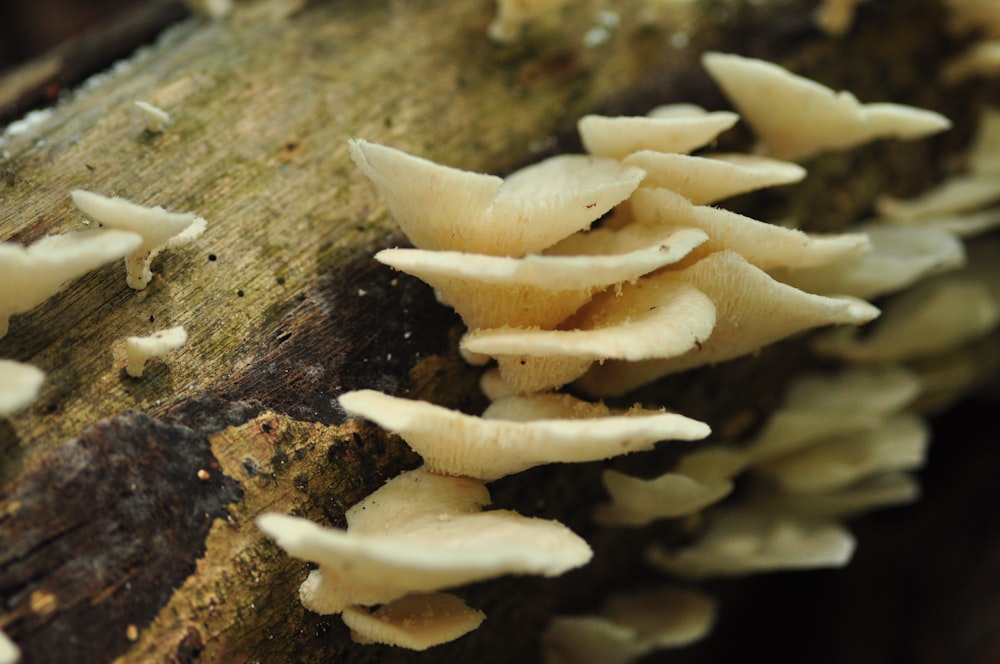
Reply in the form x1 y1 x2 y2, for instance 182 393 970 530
125 326 188 377
0 360 45 417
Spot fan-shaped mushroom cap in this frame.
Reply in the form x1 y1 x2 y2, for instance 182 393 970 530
755 414 929 493
134 100 170 132
814 276 1000 362
646 507 856 578
629 187 870 270
578 251 880 397
623 151 806 204
772 224 965 300
543 587 716 664
462 276 716 394
257 468 591 614
751 472 920 519
341 593 485 650
876 174 1000 221
578 110 738 160
595 448 748 526
71 190 207 289
337 390 709 481
374 228 706 329
0 360 45 417
746 366 921 461
702 52 951 161
0 229 142 337
349 139 644 255
125 326 188 378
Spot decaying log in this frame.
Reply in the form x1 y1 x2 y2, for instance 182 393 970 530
1 0 998 662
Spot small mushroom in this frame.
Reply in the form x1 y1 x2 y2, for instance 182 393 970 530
125 326 188 377
337 390 710 481
749 472 920 519
578 109 738 160
702 51 951 161
133 101 170 132
0 360 45 417
342 593 485 650
0 229 142 337
349 139 644 255
71 190 207 289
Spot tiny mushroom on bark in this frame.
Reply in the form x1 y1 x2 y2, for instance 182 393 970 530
0 228 143 337
0 360 45 417
125 326 188 377
71 190 207 290
133 101 170 132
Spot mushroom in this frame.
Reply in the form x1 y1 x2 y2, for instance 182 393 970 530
341 593 485 650
125 326 188 377
71 190 207 290
543 587 716 664
578 109 739 160
622 151 806 205
701 51 951 161
577 251 880 397
0 228 143 337
349 139 644 255
875 174 1000 221
337 390 710 481
0 629 19 664
133 101 170 132
256 468 592 615
0 360 45 417
749 472 921 519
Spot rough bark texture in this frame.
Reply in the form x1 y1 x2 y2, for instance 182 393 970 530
1 1 998 663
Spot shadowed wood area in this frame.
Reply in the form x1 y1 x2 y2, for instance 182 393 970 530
1 0 999 662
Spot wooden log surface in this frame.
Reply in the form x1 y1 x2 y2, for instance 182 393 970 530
1 0 999 662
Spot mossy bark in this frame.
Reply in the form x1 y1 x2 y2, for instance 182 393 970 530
1 1 998 662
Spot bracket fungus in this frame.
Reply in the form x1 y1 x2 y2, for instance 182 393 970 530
0 229 142 338
125 326 188 378
0 360 45 417
71 190 207 290
341 593 485 651
578 109 739 160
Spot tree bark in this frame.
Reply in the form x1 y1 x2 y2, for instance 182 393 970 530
1 1 998 663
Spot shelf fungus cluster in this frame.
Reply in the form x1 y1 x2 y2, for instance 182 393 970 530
257 50 965 656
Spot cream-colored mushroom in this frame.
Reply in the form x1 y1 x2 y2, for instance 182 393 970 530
349 139 644 255
594 447 748 527
341 593 485 650
577 251 880 397
133 101 170 132
337 390 710 481
646 507 856 578
749 472 921 519
755 414 929 493
578 110 738 160
0 360 45 417
125 326 188 377
629 187 870 270
876 175 1000 222
623 151 806 204
0 628 19 664
942 40 1000 83
257 468 591 615
771 224 966 300
702 52 951 161
543 587 716 664
374 227 706 329
71 190 207 289
0 228 142 337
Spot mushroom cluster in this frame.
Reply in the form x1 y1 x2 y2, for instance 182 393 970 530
259 51 960 654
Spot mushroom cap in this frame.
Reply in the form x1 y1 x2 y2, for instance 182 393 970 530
623 151 806 205
338 390 710 480
0 360 45 416
257 468 592 613
0 229 143 336
701 51 951 161
876 174 1000 221
349 139 644 255
342 593 485 650
375 227 705 329
749 472 920 519
578 111 738 160
629 187 871 271
125 326 188 378
646 507 856 578
577 251 880 397
71 190 204 254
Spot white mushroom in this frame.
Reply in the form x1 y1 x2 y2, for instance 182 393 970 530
341 593 485 650
749 472 921 519
133 101 170 132
0 629 19 664
578 110 738 160
338 390 709 481
702 52 951 161
125 326 188 378
0 360 45 417
349 139 644 255
0 228 142 337
257 468 592 615
876 175 1000 221
71 190 207 290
